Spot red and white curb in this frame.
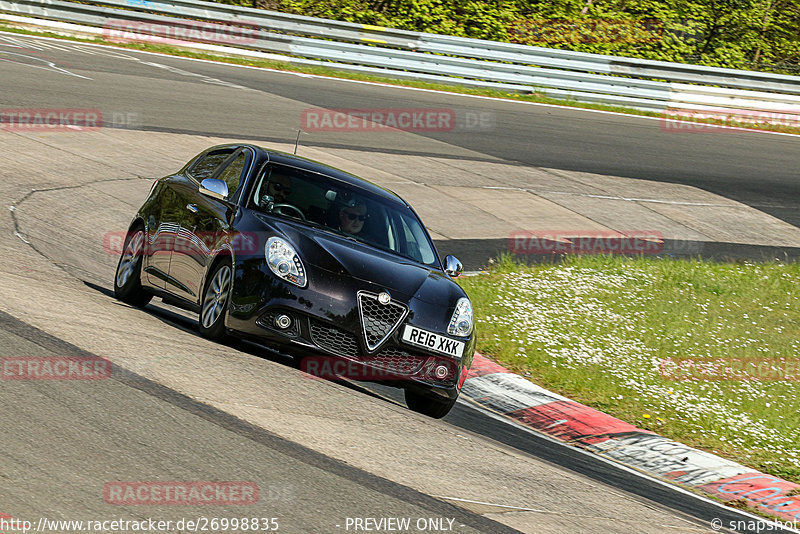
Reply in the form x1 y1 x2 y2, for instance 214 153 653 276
461 353 800 523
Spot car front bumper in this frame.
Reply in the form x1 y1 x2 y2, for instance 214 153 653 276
225 258 475 399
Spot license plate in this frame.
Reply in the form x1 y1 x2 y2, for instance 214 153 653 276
401 325 464 359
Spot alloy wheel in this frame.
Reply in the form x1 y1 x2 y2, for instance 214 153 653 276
115 230 144 288
201 265 231 329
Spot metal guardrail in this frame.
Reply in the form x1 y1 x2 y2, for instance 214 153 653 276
2 0 799 120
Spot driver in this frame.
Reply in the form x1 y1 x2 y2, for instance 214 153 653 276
266 174 292 203
338 201 368 235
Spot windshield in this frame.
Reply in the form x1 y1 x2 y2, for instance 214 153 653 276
250 163 440 267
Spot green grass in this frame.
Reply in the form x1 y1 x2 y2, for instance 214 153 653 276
458 255 800 483
1 22 799 136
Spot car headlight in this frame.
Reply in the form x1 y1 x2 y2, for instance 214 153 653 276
266 237 307 288
447 297 473 337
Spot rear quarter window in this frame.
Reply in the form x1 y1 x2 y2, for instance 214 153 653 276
216 152 247 196
189 149 235 182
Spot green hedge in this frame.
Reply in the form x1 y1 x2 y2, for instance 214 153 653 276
215 0 799 75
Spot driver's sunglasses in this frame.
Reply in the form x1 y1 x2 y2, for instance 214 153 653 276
269 182 291 194
344 212 368 222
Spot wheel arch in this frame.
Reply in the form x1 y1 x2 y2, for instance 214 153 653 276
199 245 236 308
126 216 146 232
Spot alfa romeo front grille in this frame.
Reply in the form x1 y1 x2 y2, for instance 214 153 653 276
357 291 408 352
308 318 427 377
309 321 359 358
368 346 425 375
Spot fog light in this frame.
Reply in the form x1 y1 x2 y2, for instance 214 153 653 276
434 365 449 379
274 314 292 330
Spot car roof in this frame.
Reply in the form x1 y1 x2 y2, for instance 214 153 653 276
244 145 407 206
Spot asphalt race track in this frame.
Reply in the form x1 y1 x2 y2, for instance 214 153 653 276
1 32 799 534
1 33 798 227
0 309 511 534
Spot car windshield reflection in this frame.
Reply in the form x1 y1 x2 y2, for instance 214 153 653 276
251 163 439 266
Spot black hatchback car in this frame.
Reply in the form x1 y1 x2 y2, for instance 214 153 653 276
114 144 475 417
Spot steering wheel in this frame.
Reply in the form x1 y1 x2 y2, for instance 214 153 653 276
272 203 306 221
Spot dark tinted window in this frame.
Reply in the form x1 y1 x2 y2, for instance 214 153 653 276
190 149 234 181
217 152 246 194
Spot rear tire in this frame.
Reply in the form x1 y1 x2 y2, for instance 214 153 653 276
114 227 152 307
404 390 457 419
199 261 232 341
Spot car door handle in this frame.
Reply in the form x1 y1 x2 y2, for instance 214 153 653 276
186 204 198 213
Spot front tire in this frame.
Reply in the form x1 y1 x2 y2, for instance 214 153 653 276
114 227 152 307
404 390 458 419
199 261 232 340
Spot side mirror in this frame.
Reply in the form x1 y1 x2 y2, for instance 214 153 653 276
444 255 463 278
199 178 228 201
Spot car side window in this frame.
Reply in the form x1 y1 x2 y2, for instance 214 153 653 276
398 216 423 262
396 213 435 264
189 149 234 182
216 152 246 195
